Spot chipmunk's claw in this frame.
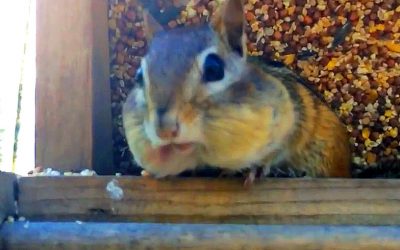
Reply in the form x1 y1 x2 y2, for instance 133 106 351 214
243 166 270 188
243 167 257 188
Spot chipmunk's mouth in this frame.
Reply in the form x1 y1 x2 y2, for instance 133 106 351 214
159 143 195 155
147 143 196 164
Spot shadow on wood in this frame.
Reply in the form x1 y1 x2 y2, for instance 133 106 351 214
17 176 400 225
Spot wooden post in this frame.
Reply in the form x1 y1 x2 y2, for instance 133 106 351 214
35 0 113 174
0 172 17 223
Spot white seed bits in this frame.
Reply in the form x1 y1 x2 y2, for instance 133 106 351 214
106 179 124 200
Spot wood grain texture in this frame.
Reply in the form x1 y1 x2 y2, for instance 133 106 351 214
2 222 400 250
0 172 17 224
35 0 112 172
18 176 400 225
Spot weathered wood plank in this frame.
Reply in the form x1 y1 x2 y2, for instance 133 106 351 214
0 172 17 224
18 176 400 225
1 222 400 250
35 0 112 172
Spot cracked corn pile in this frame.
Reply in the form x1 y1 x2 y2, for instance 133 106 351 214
108 0 400 174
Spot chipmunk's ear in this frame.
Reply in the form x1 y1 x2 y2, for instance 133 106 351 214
143 10 164 42
210 0 246 57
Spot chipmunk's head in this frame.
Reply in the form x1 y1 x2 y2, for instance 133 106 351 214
129 0 249 148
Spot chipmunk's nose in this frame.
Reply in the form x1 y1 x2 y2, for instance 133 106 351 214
157 127 179 140
156 107 179 140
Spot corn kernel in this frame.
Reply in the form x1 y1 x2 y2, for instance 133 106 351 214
389 127 398 138
386 41 400 53
366 152 377 164
326 58 338 70
283 54 295 65
287 6 296 15
374 24 385 31
362 128 370 139
385 110 395 118
251 21 260 32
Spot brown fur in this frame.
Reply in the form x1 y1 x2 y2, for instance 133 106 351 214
287 84 351 177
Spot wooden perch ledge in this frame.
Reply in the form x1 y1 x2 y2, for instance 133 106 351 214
3 174 400 249
16 176 400 225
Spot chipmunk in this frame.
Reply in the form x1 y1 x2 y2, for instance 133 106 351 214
122 0 352 185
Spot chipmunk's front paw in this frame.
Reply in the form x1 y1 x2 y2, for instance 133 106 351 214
243 168 257 188
243 166 270 188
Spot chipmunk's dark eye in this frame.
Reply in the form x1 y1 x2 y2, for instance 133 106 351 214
135 67 144 87
202 53 225 82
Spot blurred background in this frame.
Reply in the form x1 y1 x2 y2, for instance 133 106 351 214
0 0 36 175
